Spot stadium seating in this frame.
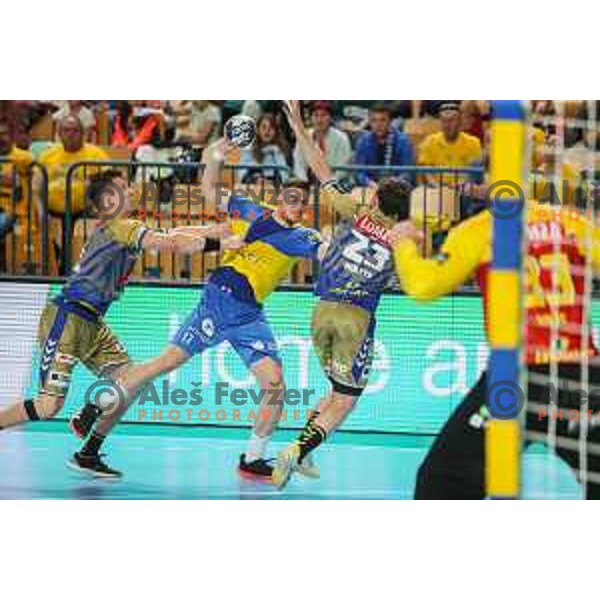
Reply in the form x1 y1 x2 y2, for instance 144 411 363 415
1 100 594 285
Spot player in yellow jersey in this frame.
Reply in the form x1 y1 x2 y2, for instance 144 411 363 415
71 136 323 480
390 202 600 498
0 169 234 477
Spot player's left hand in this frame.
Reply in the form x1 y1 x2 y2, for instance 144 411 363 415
387 221 423 247
210 221 233 238
283 101 303 131
202 137 235 165
221 235 245 250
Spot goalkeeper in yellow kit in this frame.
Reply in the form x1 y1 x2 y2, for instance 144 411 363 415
390 202 600 499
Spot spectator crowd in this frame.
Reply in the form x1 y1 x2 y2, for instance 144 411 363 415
0 100 598 278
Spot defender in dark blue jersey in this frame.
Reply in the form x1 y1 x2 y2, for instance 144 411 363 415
0 170 232 477
273 101 413 489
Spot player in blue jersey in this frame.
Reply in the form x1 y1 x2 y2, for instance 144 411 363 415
272 101 413 489
0 169 235 476
70 137 324 480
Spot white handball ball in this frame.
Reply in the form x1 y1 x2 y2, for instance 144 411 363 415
224 115 256 149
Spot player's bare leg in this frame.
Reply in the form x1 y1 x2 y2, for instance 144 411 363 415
0 391 65 430
0 401 28 430
313 391 358 432
238 356 285 480
249 357 285 436
272 390 358 489
71 346 190 467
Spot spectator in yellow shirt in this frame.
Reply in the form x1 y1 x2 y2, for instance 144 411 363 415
0 120 34 233
530 138 581 206
39 115 109 217
418 103 482 185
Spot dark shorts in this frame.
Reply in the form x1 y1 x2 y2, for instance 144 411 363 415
415 363 600 499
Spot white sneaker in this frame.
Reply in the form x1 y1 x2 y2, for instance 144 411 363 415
296 452 320 479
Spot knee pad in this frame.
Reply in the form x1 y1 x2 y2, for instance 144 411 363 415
26 394 65 420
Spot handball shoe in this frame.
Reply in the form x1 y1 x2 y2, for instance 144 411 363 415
66 452 122 479
296 453 320 479
237 454 275 482
272 443 302 490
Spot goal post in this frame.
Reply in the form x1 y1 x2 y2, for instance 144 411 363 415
485 100 529 498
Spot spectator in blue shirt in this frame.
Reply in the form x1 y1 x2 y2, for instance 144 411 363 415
353 103 415 186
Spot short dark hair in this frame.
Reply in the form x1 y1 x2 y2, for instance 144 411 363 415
370 102 392 117
86 169 125 211
312 101 333 115
279 178 311 207
438 102 460 116
376 177 413 220
284 178 311 193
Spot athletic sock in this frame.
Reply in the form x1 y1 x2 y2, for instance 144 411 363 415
301 410 320 433
297 422 327 462
81 431 106 457
246 432 270 462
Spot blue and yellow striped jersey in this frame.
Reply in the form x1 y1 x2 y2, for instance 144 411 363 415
316 180 397 313
210 194 321 305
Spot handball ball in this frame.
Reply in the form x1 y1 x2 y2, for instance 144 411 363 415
225 115 256 149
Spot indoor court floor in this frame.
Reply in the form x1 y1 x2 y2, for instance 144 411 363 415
0 423 582 499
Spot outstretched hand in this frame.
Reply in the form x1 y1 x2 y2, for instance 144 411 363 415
283 100 304 132
202 137 234 165
387 221 423 248
209 221 233 238
221 235 245 251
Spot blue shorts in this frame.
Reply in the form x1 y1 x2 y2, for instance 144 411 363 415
171 282 280 368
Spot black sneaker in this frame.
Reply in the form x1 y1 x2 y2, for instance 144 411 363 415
237 453 274 482
69 404 102 439
66 452 122 479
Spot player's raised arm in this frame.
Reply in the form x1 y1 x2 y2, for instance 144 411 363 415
200 137 234 207
141 222 244 254
284 100 332 184
390 213 489 301
284 100 358 218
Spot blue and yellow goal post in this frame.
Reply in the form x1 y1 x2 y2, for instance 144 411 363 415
485 100 529 499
